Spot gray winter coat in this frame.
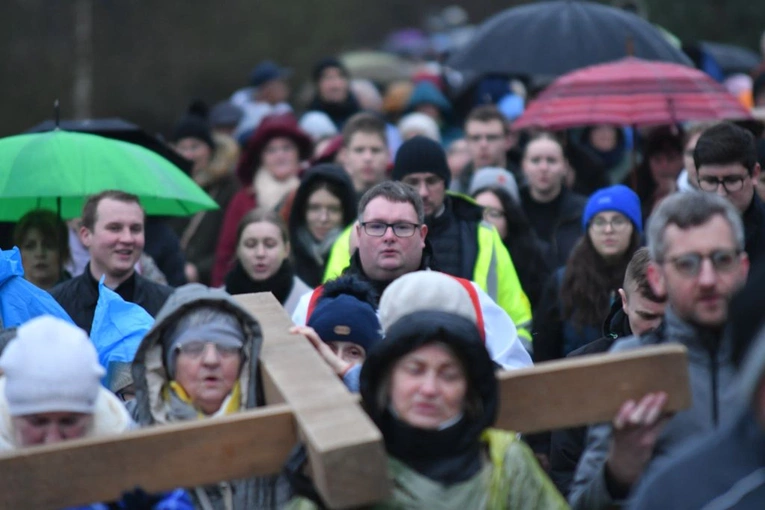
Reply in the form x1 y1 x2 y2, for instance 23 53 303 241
569 306 740 509
131 283 291 510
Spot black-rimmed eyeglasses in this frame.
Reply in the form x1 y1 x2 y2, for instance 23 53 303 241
360 222 419 237
697 175 746 193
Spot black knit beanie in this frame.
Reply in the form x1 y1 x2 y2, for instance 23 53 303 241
312 57 349 83
171 101 215 150
392 135 451 188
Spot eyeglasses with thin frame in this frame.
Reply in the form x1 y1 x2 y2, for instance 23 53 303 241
307 203 342 216
467 134 503 143
176 341 242 359
662 249 741 277
483 207 505 220
697 175 746 193
360 222 419 238
589 215 631 232
401 175 443 190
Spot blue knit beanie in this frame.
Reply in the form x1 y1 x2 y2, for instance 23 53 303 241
307 276 382 354
582 185 643 233
308 295 381 354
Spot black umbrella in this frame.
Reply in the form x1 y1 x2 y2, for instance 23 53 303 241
683 41 760 77
446 0 692 78
26 117 193 174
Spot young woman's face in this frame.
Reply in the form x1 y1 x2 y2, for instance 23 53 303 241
261 137 300 181
649 149 683 181
474 191 507 239
588 211 634 260
589 125 618 152
522 138 567 201
306 187 343 241
236 221 288 281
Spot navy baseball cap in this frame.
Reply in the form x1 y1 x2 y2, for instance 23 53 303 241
249 60 292 87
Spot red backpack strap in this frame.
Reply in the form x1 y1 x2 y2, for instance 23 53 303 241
451 277 485 343
306 285 325 321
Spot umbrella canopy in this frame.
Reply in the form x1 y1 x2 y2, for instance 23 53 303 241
514 58 752 131
340 51 414 85
446 0 692 78
26 117 193 174
0 130 218 221
684 41 761 77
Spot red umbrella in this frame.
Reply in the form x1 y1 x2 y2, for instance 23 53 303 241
514 57 752 130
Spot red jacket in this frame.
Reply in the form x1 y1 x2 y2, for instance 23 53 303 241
211 187 256 286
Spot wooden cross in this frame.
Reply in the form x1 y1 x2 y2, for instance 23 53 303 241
0 293 691 509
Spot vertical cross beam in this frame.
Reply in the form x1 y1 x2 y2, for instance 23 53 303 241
235 292 391 508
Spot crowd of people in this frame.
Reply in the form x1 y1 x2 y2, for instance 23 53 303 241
4 25 765 509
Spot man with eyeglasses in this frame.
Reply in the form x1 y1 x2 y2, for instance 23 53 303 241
694 121 765 270
321 136 533 345
570 192 749 510
292 180 533 371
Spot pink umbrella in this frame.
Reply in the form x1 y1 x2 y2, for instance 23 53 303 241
514 57 752 130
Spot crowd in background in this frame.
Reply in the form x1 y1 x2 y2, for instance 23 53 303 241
4 3 765 510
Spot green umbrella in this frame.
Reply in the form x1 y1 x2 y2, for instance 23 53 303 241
0 130 218 220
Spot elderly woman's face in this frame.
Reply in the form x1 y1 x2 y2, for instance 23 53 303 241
12 412 92 447
175 343 242 415
389 342 467 430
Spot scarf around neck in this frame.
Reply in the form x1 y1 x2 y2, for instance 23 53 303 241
295 225 340 267
380 410 483 485
224 258 295 304
164 380 241 420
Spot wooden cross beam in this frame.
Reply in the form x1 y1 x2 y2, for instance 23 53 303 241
495 344 692 434
0 404 297 509
0 293 692 509
233 293 390 509
0 292 391 510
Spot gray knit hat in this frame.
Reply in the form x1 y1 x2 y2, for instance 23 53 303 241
164 307 245 378
469 167 520 204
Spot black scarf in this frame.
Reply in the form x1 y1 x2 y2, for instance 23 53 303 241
224 259 295 304
380 410 483 485
306 94 361 128
344 243 436 301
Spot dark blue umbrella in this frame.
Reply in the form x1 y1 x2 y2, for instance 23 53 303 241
446 0 692 78
684 41 761 77
26 117 192 174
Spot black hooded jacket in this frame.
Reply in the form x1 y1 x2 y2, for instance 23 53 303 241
289 164 357 287
425 194 483 280
548 299 632 497
743 191 765 272
519 186 587 270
